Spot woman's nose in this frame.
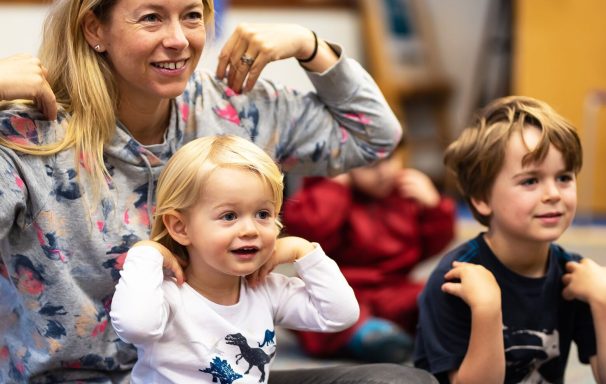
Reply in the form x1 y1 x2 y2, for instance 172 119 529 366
163 22 189 50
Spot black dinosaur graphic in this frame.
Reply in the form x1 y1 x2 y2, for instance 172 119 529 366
225 333 275 382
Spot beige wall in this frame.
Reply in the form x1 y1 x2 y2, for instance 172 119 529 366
514 0 606 214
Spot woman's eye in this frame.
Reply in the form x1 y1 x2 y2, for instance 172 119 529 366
140 13 160 23
184 11 203 20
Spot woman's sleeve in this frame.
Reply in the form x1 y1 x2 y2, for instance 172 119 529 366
269 244 359 331
197 45 403 177
110 246 170 346
276 46 402 175
0 149 27 240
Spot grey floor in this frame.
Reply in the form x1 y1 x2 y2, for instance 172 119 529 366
272 218 606 383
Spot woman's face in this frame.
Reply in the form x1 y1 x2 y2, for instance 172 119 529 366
98 0 206 104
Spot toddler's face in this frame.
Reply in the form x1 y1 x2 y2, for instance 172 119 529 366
181 167 279 280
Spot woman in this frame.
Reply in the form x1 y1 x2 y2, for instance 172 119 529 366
0 0 436 383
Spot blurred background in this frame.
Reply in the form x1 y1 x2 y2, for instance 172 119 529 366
2 0 606 220
1 0 604 381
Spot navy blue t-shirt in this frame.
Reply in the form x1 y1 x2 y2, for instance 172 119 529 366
414 233 596 383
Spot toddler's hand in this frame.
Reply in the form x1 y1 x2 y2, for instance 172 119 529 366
246 236 315 287
132 240 186 285
442 261 501 313
562 258 606 305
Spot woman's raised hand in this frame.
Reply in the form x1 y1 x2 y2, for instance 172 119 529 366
0 54 57 120
216 23 326 93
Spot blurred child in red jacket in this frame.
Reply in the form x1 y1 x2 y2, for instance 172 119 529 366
282 148 456 363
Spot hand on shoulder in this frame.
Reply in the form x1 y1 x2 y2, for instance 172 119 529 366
562 258 606 306
0 54 57 120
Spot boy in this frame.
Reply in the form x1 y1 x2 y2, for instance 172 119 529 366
283 148 455 363
414 96 606 383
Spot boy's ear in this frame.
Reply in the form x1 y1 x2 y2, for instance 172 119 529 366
163 212 192 246
81 11 106 51
470 196 492 217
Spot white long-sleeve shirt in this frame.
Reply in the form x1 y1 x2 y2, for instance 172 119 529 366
110 244 359 383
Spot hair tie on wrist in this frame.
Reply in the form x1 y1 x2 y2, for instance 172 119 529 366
297 30 318 64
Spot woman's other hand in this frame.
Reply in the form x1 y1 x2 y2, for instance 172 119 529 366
216 23 337 93
0 54 57 120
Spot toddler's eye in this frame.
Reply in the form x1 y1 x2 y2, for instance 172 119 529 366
222 212 237 221
257 210 272 220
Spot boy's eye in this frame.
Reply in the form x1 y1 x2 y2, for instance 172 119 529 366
221 212 237 221
520 178 538 186
557 173 574 183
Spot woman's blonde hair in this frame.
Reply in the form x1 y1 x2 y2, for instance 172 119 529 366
0 0 214 198
444 95 583 226
151 135 285 262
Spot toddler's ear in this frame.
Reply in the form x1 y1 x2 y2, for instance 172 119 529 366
163 212 191 246
470 196 492 217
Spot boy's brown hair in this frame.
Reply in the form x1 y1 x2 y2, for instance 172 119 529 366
444 96 583 226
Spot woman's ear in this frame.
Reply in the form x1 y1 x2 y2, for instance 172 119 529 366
163 212 191 246
81 11 106 52
471 196 492 217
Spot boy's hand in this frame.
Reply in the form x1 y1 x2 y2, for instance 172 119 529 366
246 236 315 287
562 258 606 305
132 240 186 285
395 168 440 208
442 261 501 312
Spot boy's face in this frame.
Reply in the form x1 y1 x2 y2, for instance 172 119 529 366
350 156 400 198
181 167 278 279
473 126 577 244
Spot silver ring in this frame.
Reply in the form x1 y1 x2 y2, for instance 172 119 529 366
240 54 255 66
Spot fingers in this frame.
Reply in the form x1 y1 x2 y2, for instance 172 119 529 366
441 281 463 298
36 79 57 120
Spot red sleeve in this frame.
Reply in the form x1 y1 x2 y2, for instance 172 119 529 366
282 177 351 252
418 196 457 259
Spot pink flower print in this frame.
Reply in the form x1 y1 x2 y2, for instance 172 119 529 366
138 204 150 227
339 126 349 144
17 268 44 296
344 112 371 125
123 209 130 224
91 319 108 337
14 174 25 190
213 103 241 125
224 87 237 97
181 103 190 121
10 116 37 142
115 253 127 271
0 346 8 360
